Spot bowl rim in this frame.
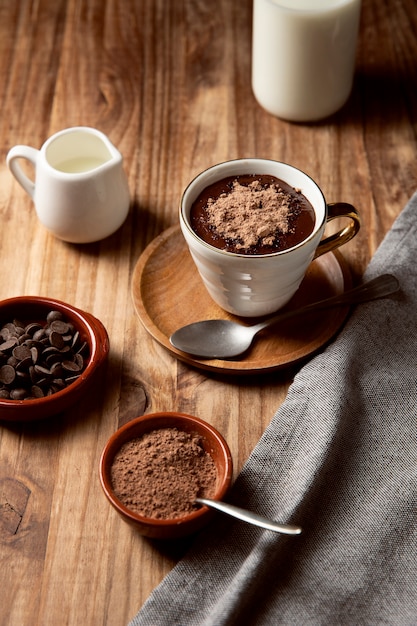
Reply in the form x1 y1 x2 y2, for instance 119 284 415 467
99 411 233 527
0 295 109 408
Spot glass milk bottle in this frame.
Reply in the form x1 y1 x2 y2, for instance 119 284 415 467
252 0 362 122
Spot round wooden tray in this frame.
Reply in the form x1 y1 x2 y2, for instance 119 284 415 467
131 225 352 375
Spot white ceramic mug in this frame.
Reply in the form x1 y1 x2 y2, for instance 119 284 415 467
252 0 362 122
180 159 360 317
6 127 130 243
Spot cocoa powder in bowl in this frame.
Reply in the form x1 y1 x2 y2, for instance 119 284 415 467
100 412 233 539
111 427 218 520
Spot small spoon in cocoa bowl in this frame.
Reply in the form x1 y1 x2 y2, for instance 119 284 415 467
170 274 400 359
195 497 302 535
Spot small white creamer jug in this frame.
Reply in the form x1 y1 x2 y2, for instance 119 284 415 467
6 126 130 243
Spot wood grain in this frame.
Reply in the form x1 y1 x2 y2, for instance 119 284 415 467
0 0 416 625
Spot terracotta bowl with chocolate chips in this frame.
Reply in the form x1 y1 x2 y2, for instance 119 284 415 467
0 296 109 422
99 412 233 540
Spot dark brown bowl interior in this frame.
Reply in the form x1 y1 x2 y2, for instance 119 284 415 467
99 412 233 539
0 296 109 422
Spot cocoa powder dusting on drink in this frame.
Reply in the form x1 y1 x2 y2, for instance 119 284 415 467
205 179 292 249
110 427 218 520
190 174 316 255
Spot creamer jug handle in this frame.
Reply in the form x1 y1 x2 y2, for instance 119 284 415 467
6 146 39 198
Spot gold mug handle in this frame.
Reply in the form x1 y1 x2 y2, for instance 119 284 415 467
314 202 360 259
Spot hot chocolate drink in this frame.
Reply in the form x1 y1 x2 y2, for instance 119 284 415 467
190 174 316 255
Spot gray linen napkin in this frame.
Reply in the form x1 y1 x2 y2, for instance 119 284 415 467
130 193 417 626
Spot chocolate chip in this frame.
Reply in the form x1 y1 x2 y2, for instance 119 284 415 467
0 311 90 401
73 353 84 369
33 365 51 376
49 331 65 349
31 385 44 398
0 364 16 385
25 322 43 336
0 338 18 352
50 320 71 335
33 329 47 341
7 356 19 367
15 356 33 371
30 346 39 363
10 388 28 400
46 311 63 324
13 345 32 361
17 333 31 345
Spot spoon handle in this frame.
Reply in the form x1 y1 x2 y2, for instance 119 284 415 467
253 273 399 333
195 497 302 535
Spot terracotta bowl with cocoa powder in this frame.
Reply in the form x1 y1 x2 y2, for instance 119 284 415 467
99 412 233 539
0 296 109 422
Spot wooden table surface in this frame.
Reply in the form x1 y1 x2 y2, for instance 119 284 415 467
0 1 416 624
